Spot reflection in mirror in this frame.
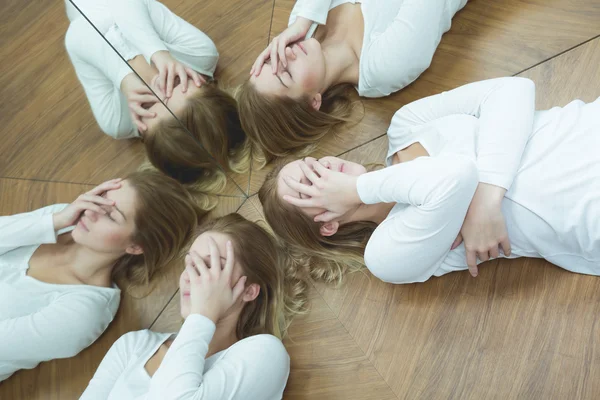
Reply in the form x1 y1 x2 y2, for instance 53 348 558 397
65 0 249 199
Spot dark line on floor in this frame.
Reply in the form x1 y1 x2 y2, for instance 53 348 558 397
513 33 600 77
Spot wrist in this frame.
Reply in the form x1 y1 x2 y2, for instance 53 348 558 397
52 213 66 231
476 183 506 207
190 306 219 324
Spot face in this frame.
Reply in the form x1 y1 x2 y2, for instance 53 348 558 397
250 38 326 100
179 231 247 319
142 77 203 132
277 156 368 219
71 180 139 254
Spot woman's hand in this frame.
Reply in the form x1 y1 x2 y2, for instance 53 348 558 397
282 159 362 223
121 73 159 133
451 183 511 277
250 17 313 76
185 238 247 323
150 50 205 98
53 179 122 231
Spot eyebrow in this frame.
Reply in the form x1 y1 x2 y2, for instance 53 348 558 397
103 193 126 221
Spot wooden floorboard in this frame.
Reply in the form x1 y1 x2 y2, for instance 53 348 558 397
2 0 600 399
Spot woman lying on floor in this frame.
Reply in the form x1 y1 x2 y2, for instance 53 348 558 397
238 0 468 161
259 77 600 284
80 214 309 400
65 0 249 194
0 172 201 382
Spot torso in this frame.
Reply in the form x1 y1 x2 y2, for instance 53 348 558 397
314 3 364 84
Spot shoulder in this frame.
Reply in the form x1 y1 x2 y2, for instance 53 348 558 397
228 334 290 366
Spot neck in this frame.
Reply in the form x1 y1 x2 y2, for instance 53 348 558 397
207 307 242 357
320 43 359 90
342 202 395 226
56 233 123 286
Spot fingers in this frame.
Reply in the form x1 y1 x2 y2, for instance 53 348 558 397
270 37 279 74
278 38 288 68
186 68 203 87
166 65 175 98
223 240 235 276
130 93 159 105
313 210 340 223
231 275 247 301
282 175 319 198
478 250 490 263
298 161 321 186
130 103 156 118
76 201 107 215
310 160 330 179
81 194 114 207
178 66 188 93
466 249 478 277
189 251 210 277
158 67 167 97
251 47 270 76
282 194 314 208
90 179 122 196
501 238 512 257
489 246 500 260
208 237 222 273
134 118 148 133
451 233 463 250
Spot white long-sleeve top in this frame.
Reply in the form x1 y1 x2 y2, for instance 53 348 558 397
80 314 290 400
289 0 468 98
0 205 120 382
64 0 219 139
357 77 600 283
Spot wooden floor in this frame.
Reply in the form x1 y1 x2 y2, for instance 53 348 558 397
1 0 600 398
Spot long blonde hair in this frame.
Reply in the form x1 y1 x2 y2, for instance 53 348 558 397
236 81 358 163
112 171 204 291
197 213 309 339
259 162 375 285
143 84 252 204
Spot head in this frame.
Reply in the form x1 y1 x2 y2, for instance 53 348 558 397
71 171 204 288
259 157 375 284
179 214 309 339
143 82 251 192
237 39 356 162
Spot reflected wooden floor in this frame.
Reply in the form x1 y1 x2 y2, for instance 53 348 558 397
1 0 600 399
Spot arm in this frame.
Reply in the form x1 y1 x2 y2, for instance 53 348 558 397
147 316 290 400
289 0 333 26
79 332 136 400
0 204 67 257
389 77 536 190
106 0 168 64
0 293 116 363
362 0 467 95
358 154 479 283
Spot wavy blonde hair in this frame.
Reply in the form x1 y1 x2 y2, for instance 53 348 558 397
259 161 378 285
197 213 309 339
142 83 252 207
236 81 359 163
112 171 205 292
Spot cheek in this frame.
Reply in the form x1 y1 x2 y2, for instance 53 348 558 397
94 225 132 248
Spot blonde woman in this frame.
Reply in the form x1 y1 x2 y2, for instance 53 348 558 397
259 77 600 284
80 214 308 399
238 0 468 161
0 172 202 382
65 0 248 191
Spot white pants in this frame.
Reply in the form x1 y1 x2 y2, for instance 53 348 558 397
64 0 218 139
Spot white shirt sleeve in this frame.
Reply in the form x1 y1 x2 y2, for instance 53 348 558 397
289 0 333 26
79 331 139 400
106 0 169 64
0 292 116 365
357 154 479 283
388 77 536 190
147 314 290 400
0 204 67 257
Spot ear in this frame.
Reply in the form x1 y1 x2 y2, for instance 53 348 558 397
319 221 339 237
311 92 322 111
242 282 261 302
125 244 144 256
